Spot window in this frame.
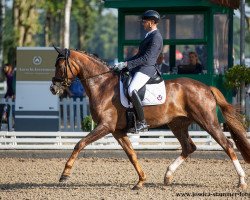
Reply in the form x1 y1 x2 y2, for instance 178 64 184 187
125 15 145 40
123 46 139 60
175 14 204 39
176 45 207 74
125 14 204 40
214 14 229 75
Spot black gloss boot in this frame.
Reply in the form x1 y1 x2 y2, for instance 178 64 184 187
130 90 148 132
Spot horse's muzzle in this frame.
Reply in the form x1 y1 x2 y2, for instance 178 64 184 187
50 83 64 96
50 84 57 95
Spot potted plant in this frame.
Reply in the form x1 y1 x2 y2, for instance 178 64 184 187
81 115 96 132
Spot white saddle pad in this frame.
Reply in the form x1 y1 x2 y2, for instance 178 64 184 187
120 80 166 108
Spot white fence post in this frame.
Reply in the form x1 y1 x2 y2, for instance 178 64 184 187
69 98 74 131
75 98 82 131
59 97 89 132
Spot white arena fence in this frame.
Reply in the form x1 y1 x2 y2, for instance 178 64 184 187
0 131 249 150
0 94 249 150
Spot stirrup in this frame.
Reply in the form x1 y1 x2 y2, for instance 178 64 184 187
128 121 148 134
136 121 148 132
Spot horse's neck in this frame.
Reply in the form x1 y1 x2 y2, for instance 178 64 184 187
82 52 108 75
74 51 115 98
83 73 117 101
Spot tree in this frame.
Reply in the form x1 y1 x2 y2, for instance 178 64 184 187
0 0 5 68
71 0 101 50
64 0 72 48
1 0 117 64
87 11 117 60
13 0 41 46
244 0 250 31
40 0 103 49
39 1 64 46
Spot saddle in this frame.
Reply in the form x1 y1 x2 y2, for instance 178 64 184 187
121 71 163 101
120 72 165 133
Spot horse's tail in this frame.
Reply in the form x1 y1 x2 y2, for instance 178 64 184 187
210 86 250 163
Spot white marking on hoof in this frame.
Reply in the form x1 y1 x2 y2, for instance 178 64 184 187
164 175 173 185
233 160 247 188
164 156 185 186
239 183 248 190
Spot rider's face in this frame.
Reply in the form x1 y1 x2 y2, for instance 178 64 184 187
142 19 154 31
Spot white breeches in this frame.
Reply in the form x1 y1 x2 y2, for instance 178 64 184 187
128 72 150 97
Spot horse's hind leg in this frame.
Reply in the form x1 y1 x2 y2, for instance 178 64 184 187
195 110 247 189
113 131 146 190
59 123 110 182
202 121 247 189
164 117 196 185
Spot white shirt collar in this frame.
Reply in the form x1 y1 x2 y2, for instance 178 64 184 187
145 28 157 38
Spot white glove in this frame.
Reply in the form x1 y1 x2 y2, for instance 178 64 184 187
113 62 126 71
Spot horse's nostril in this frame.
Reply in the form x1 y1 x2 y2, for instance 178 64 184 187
50 85 56 95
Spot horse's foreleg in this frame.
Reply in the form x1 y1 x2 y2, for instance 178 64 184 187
113 131 146 190
59 123 110 182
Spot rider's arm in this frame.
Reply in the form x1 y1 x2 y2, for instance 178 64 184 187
126 35 162 70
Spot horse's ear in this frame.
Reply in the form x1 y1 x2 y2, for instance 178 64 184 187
53 44 62 54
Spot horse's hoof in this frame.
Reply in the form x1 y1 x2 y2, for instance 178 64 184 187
164 175 173 185
132 184 143 190
59 175 70 182
239 183 247 190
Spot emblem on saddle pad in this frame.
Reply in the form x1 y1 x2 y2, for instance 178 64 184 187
157 95 163 101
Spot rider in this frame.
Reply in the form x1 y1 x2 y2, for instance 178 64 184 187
114 10 163 132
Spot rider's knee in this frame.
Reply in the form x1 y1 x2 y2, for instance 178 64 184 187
128 88 137 97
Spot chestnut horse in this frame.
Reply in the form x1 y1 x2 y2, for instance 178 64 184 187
50 47 250 190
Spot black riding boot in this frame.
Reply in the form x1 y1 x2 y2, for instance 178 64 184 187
130 90 148 132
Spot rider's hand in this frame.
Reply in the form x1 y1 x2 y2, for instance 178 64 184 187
113 62 127 71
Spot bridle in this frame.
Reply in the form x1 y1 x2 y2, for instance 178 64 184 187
52 48 75 87
52 49 113 87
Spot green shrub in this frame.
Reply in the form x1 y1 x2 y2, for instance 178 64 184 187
224 65 250 89
81 115 96 132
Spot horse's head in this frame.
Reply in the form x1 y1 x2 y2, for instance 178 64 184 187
50 46 78 96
